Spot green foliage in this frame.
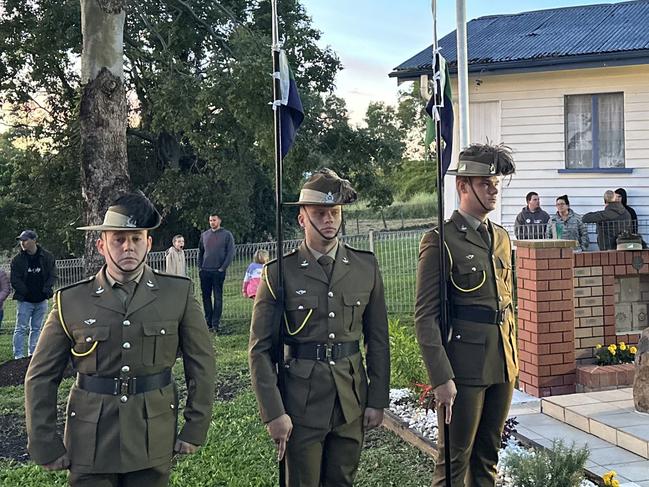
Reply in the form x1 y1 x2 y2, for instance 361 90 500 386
391 160 438 201
0 1 409 256
502 440 589 487
346 191 436 222
389 318 428 388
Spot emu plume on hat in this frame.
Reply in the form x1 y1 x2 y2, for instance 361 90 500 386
285 168 357 206
447 142 516 177
77 191 162 231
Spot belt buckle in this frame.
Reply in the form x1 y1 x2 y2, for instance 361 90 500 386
120 377 129 396
324 344 333 361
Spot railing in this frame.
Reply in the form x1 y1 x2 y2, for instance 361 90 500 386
1 220 646 328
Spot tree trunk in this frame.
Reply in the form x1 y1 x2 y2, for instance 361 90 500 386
79 0 130 275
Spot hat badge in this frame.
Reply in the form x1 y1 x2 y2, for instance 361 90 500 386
126 216 137 228
324 192 335 203
489 163 496 174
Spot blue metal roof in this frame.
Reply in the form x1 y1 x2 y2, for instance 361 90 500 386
391 1 649 79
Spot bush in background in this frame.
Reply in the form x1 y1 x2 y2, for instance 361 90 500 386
389 318 428 389
502 439 589 487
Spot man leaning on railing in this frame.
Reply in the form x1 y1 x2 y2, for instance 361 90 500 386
582 190 632 251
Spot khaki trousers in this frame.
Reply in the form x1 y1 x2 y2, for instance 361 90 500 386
68 464 170 487
433 381 514 487
285 404 364 487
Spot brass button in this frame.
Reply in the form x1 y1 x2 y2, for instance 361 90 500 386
298 305 304 310
121 365 130 373
160 329 166 335
329 360 336 366
356 300 361 306
85 337 92 343
122 342 131 350
471 267 477 272
328 333 335 340
499 296 503 302
328 312 335 318
70 411 76 417
120 395 128 403
170 404 175 410
328 291 334 298
122 320 130 326
455 334 461 339
499 320 504 325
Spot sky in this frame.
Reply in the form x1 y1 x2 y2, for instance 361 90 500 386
300 0 629 125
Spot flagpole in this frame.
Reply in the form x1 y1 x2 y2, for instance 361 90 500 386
271 1 286 486
431 1 452 486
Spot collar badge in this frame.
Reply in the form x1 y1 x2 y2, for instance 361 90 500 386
300 260 309 267
460 225 467 231
342 257 349 264
295 290 306 295
466 254 474 260
96 286 105 294
84 319 96 326
146 280 154 287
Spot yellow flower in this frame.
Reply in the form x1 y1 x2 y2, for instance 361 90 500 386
612 480 620 487
610 344 617 350
631 346 637 354
619 342 627 351
596 344 602 349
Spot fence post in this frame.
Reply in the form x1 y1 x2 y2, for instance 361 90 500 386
368 230 374 253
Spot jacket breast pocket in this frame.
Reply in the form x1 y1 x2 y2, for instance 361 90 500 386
448 327 486 380
343 293 370 330
64 387 102 466
283 359 316 417
451 262 486 293
142 321 179 366
284 297 318 336
144 384 177 460
71 326 110 374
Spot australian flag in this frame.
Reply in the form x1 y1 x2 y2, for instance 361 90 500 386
424 52 454 176
279 50 304 159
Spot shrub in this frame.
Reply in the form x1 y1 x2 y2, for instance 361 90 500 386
502 440 589 487
595 342 637 365
389 318 428 389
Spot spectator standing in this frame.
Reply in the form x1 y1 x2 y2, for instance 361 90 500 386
0 267 10 330
614 188 639 233
582 190 631 250
198 213 235 332
165 234 186 276
11 230 57 359
514 191 550 239
242 249 269 299
546 195 589 251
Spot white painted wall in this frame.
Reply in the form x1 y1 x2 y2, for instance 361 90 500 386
446 64 649 245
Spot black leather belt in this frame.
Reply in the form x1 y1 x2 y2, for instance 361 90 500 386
287 341 359 362
452 306 506 325
77 369 172 396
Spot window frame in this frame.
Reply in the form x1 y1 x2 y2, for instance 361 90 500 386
563 92 626 172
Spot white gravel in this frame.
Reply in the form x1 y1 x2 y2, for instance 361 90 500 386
388 389 597 487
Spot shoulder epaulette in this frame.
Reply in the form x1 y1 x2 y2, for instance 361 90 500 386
56 275 95 294
265 248 298 267
343 243 374 255
152 269 191 280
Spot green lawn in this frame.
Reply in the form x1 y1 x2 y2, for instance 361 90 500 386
0 320 435 486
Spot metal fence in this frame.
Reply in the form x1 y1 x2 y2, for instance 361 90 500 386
1 220 646 328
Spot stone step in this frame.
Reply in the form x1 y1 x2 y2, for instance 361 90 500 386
541 388 649 459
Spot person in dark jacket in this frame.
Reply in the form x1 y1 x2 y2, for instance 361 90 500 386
10 230 57 358
582 190 632 250
514 191 550 239
614 188 638 234
198 213 235 332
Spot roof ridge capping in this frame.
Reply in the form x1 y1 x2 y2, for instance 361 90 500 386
473 0 644 21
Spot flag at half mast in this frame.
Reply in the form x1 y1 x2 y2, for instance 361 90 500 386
279 50 304 159
425 52 454 176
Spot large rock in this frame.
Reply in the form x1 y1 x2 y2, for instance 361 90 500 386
634 327 649 413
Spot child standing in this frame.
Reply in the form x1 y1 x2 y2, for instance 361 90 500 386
242 249 269 299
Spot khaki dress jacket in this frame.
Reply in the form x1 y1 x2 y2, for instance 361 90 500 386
25 265 215 474
415 211 518 388
249 241 390 429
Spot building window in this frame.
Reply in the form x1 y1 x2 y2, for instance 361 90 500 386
565 93 625 169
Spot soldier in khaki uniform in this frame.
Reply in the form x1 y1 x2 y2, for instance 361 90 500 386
415 144 517 487
25 192 216 487
249 169 390 487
